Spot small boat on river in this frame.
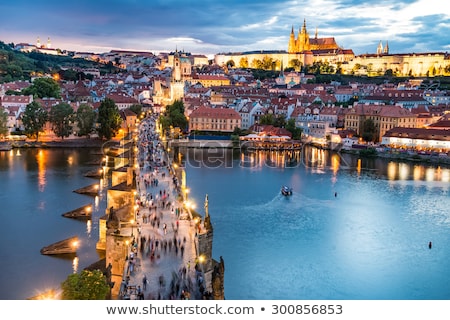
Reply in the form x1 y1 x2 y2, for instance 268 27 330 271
281 186 292 196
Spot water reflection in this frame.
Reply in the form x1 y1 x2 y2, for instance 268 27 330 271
184 146 450 183
36 150 46 192
86 219 92 235
72 256 79 274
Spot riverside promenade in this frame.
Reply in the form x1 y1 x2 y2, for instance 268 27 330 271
118 116 208 300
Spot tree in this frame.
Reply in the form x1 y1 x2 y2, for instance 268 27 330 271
239 57 248 68
289 59 302 71
97 98 122 140
261 56 275 70
285 118 302 140
0 107 8 138
159 100 188 134
259 114 275 125
61 269 110 300
22 77 61 98
274 114 286 128
362 118 376 142
49 102 74 139
129 104 142 117
22 101 48 141
75 103 96 137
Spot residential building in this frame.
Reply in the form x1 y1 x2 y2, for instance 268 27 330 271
344 104 417 142
189 106 241 133
382 127 450 151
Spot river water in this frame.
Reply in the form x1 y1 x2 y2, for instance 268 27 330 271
0 148 108 300
1 146 449 300
180 146 450 300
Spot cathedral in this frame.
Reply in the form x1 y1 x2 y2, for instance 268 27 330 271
288 19 340 53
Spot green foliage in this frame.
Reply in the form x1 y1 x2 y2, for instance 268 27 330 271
23 77 61 98
22 101 48 141
259 114 275 125
259 113 286 127
61 269 109 300
75 103 96 137
250 69 278 80
285 118 302 140
0 108 8 137
58 68 78 81
289 59 302 71
362 118 376 142
97 98 122 140
49 102 74 139
274 114 286 128
159 100 188 134
129 104 142 117
232 126 250 136
0 40 118 83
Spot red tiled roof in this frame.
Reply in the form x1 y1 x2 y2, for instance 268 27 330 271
383 127 450 141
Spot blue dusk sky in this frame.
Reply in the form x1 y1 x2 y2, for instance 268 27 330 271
1 0 449 56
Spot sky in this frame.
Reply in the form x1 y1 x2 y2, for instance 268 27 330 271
1 0 450 57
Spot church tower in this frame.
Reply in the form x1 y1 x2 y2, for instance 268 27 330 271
172 49 182 82
377 40 383 55
47 37 51 49
384 41 389 54
36 37 41 48
170 48 185 102
288 26 297 53
297 19 310 52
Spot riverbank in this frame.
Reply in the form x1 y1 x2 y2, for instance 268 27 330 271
340 147 450 166
0 138 105 149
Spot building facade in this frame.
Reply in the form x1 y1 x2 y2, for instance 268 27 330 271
344 104 417 142
189 106 241 133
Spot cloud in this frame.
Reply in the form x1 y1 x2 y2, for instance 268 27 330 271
1 0 449 55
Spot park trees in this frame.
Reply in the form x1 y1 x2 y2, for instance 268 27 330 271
22 101 48 141
0 108 8 138
49 102 74 139
61 269 110 300
97 98 122 140
75 103 96 137
22 77 61 98
159 100 188 135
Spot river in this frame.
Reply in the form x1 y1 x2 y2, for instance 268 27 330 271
1 146 449 299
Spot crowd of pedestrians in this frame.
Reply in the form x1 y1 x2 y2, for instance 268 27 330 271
118 114 203 300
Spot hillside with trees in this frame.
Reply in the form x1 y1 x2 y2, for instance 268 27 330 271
0 41 118 83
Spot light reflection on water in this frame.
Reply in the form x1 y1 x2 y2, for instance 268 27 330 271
180 146 450 299
0 148 107 300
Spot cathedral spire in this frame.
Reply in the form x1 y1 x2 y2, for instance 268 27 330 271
288 25 297 53
302 18 307 33
384 41 389 54
315 27 318 39
377 40 383 55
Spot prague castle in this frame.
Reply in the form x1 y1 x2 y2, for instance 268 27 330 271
215 19 354 70
288 19 340 53
215 19 450 78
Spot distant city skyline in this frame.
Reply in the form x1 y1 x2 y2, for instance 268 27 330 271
1 0 449 56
